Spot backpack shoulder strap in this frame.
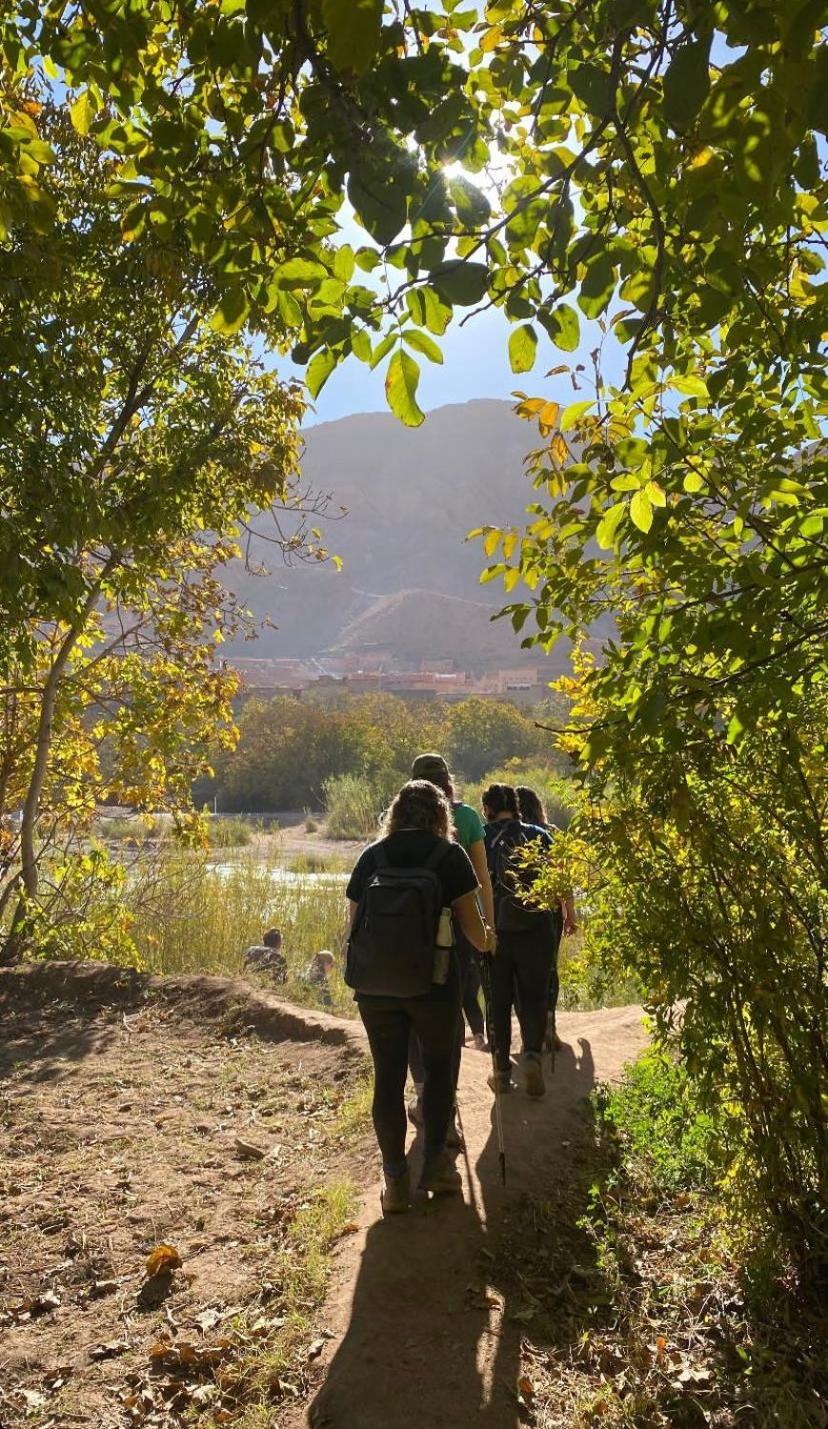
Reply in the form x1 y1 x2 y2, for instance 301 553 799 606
424 838 452 871
372 840 390 870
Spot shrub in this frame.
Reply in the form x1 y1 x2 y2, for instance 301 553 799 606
207 816 253 848
598 1048 720 1194
324 771 400 841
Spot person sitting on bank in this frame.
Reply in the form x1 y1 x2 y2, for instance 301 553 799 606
345 779 494 1214
304 950 334 1008
244 927 287 981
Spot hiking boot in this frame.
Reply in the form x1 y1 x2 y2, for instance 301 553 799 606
472 1033 489 1053
522 1053 546 1098
381 1168 411 1215
407 1094 424 1128
487 1070 514 1094
419 1151 462 1196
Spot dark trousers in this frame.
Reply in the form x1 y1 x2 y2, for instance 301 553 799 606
409 937 478 1091
487 928 555 1073
463 953 485 1037
359 986 460 1167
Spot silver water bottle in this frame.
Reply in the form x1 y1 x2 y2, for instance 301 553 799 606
432 906 453 984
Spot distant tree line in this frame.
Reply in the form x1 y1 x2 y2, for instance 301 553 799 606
194 693 567 813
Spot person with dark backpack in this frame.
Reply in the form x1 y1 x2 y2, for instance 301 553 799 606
516 784 577 1053
482 783 557 1098
345 780 494 1214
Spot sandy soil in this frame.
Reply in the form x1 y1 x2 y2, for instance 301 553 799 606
0 964 370 1429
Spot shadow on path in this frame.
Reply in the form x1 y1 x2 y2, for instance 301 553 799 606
307 1032 608 1429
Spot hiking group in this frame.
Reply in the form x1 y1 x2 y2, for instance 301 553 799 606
345 754 576 1215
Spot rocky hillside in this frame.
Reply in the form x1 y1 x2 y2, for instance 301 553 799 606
228 399 551 669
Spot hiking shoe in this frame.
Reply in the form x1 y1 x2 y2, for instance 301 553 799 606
522 1054 546 1098
419 1151 462 1196
472 1033 489 1052
487 1071 514 1094
381 1168 411 1215
407 1095 424 1128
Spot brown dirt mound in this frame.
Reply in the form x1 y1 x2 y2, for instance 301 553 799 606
0 962 371 1429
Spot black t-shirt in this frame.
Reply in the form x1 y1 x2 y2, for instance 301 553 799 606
346 830 479 907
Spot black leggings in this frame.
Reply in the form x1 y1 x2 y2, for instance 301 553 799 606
487 927 556 1073
408 940 478 1091
359 986 460 1167
463 954 485 1037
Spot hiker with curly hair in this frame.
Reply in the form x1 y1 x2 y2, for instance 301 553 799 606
345 780 495 1214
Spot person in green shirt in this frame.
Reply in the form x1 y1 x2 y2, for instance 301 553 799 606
407 754 495 1140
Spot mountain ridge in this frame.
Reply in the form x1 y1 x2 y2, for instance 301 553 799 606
227 398 556 670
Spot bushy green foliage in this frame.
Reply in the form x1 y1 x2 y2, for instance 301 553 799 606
598 1048 720 1195
323 772 397 842
535 679 828 1267
206 817 254 849
200 692 563 813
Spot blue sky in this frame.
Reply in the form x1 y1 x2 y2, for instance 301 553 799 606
288 303 627 427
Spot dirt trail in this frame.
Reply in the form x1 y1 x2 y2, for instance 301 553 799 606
294 1004 648 1429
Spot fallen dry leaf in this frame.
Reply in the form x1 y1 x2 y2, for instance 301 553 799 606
234 1135 265 1161
89 1341 130 1361
145 1243 182 1278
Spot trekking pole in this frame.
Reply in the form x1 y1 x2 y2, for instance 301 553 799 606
479 953 506 1186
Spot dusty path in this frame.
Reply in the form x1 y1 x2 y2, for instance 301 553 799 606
293 1004 648 1429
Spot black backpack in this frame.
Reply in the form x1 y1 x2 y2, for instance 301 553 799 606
345 838 452 998
488 821 550 934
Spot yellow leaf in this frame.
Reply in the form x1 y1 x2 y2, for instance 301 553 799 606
480 24 502 51
538 401 560 434
145 1243 182 1278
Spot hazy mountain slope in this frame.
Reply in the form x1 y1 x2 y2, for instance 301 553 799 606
227 399 543 665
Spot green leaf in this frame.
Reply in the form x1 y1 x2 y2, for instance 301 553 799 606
333 246 355 282
663 36 712 131
450 175 491 226
70 91 96 136
508 324 537 374
570 63 614 117
672 373 708 399
596 501 625 550
560 399 593 432
432 260 488 306
630 488 654 533
276 257 327 289
322 0 382 75
369 331 396 370
306 348 336 399
539 303 580 352
385 348 425 427
403 329 444 364
211 287 249 335
578 254 615 319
